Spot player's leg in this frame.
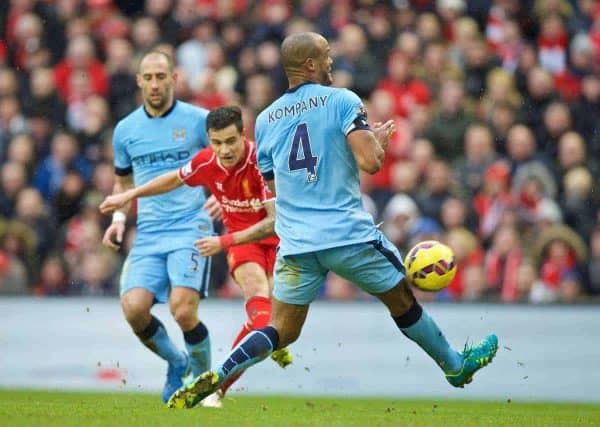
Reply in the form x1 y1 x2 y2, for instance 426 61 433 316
228 246 273 349
329 232 497 387
120 253 188 402
167 252 323 408
167 249 212 378
217 260 271 397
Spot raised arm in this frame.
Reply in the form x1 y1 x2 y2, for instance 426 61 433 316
99 170 183 214
347 120 395 175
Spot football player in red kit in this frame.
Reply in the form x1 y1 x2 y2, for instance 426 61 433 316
99 106 292 407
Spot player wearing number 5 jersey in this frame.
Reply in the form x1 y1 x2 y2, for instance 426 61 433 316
100 106 292 407
100 51 214 404
167 32 498 409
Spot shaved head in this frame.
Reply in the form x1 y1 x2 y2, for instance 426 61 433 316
281 32 332 86
281 32 324 68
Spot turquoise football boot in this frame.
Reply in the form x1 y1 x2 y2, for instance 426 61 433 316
446 334 498 388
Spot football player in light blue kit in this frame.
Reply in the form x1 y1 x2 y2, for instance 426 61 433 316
101 51 215 403
168 33 498 408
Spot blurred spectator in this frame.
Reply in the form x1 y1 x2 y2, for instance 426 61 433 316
0 219 38 285
376 50 431 118
333 24 380 98
425 77 473 161
484 224 524 302
381 194 421 252
532 224 587 303
32 130 91 202
34 254 70 297
519 67 556 138
6 134 36 178
445 227 485 300
54 35 108 102
22 67 66 127
537 100 572 158
0 161 28 218
105 37 137 121
560 167 599 239
176 18 216 92
583 227 600 295
416 159 456 222
473 161 514 241
14 187 56 262
453 123 498 199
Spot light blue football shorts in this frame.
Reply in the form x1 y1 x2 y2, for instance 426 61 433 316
273 231 405 305
120 246 210 304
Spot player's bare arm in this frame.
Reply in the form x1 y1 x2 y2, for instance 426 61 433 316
99 170 183 214
195 200 276 256
347 119 395 175
101 174 134 250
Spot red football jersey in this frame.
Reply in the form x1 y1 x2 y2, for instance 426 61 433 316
178 139 279 246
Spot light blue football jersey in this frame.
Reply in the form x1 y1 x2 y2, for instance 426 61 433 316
255 82 377 256
112 101 212 253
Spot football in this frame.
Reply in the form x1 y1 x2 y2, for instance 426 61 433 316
404 240 457 292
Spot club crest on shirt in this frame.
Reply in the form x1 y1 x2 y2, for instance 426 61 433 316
172 129 187 142
242 178 252 198
215 182 224 192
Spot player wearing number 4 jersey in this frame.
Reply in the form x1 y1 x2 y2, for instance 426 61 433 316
100 106 292 408
167 32 498 409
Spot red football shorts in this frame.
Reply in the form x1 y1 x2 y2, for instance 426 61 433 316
226 242 277 276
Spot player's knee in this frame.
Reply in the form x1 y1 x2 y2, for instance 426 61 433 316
277 327 301 348
170 303 198 330
121 297 151 329
376 278 416 317
236 267 269 299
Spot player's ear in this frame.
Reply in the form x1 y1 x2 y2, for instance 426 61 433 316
135 73 143 89
171 70 178 84
305 57 315 72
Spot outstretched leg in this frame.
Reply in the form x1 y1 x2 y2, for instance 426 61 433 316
167 298 308 408
375 279 498 387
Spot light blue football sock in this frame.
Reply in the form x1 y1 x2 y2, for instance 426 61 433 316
394 301 462 373
216 326 279 382
136 315 186 367
183 322 211 376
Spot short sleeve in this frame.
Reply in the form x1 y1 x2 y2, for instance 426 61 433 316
336 89 370 136
250 159 274 202
255 115 274 181
194 107 209 149
178 147 212 187
112 122 132 176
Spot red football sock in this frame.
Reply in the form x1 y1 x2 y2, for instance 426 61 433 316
221 296 273 395
245 296 272 329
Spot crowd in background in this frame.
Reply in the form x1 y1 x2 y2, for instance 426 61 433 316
1 0 600 304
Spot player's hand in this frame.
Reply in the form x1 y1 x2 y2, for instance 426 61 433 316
102 222 126 251
372 120 395 150
195 236 223 256
99 192 132 214
204 195 223 221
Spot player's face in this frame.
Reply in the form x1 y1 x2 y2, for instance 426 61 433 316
314 38 333 86
208 124 245 168
136 55 176 111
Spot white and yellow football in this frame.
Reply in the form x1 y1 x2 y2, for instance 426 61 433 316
404 240 456 292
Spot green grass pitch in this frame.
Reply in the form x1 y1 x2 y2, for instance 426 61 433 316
1 390 599 427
